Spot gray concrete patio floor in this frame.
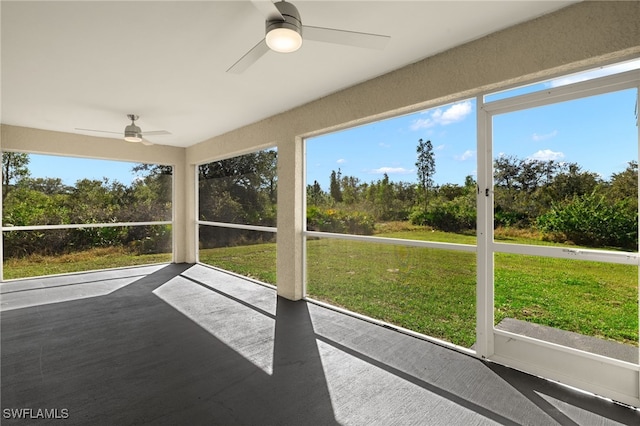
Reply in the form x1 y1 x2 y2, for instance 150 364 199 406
1 263 639 425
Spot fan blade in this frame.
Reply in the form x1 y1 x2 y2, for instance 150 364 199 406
142 130 171 136
75 128 121 135
141 139 154 146
251 0 284 21
227 38 270 74
303 25 390 50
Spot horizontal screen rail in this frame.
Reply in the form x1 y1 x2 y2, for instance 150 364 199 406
2 221 172 232
482 69 640 115
304 230 476 252
198 221 277 233
493 242 639 265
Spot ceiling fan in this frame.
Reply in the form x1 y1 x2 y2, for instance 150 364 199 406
227 0 391 73
75 114 171 145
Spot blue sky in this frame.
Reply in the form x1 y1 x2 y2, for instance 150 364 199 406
307 91 638 190
307 60 640 190
306 99 478 189
26 155 145 187
22 60 640 189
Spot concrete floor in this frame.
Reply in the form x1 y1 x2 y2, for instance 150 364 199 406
1 263 639 425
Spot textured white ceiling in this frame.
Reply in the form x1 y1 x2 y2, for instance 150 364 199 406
1 1 576 147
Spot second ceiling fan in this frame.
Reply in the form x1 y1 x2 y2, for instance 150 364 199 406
227 0 390 73
75 115 170 146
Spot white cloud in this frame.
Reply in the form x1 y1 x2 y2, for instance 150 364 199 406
371 167 414 175
438 101 473 124
528 149 565 161
378 142 391 148
455 150 475 161
532 130 558 141
410 118 432 130
434 144 446 151
336 158 346 164
410 101 472 130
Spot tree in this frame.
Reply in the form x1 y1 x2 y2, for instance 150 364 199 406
2 152 30 200
375 173 394 220
198 150 278 227
21 177 71 195
493 155 519 190
415 139 435 208
609 161 638 202
541 163 600 202
307 180 326 206
341 175 361 205
132 163 173 176
329 169 343 203
132 163 173 208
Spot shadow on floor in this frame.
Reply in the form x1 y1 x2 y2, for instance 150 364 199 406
486 362 639 426
1 264 338 425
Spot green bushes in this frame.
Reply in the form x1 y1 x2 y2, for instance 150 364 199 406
3 225 173 258
409 195 476 232
307 206 375 235
537 192 637 250
2 173 173 258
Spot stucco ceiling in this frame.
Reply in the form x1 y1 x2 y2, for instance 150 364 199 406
1 1 577 148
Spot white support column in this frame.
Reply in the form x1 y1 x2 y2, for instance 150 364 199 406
173 154 197 264
184 162 198 263
475 96 495 358
276 137 304 300
190 162 199 264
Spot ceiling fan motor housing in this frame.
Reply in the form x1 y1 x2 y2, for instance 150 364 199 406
265 1 302 52
124 114 142 142
124 124 141 138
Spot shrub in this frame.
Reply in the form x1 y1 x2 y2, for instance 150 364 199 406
494 209 528 228
408 208 430 227
307 206 374 235
537 192 637 250
409 196 476 232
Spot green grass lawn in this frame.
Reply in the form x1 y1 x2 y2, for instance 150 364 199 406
494 253 638 345
198 226 638 349
199 243 277 284
5 227 637 350
306 239 477 346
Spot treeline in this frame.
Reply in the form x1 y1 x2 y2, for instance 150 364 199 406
1 150 280 257
198 150 277 248
2 153 172 258
307 157 638 250
3 148 637 257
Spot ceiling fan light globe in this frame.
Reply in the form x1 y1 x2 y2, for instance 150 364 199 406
266 27 302 53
